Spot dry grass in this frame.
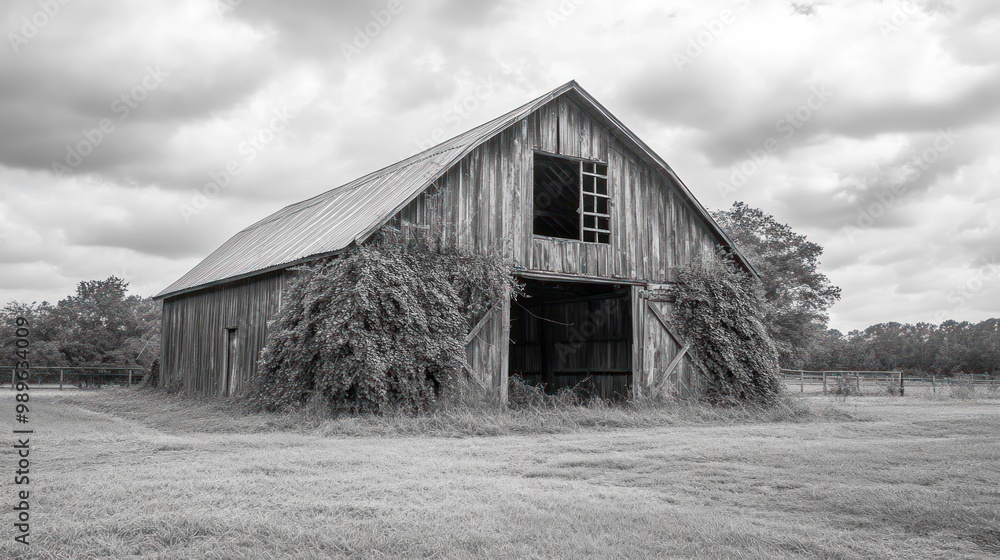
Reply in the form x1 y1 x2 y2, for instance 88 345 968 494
2 389 998 559
51 385 839 439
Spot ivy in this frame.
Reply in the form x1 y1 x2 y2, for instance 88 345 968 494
667 254 783 406
246 227 519 415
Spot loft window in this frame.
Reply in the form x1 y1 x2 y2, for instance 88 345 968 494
580 161 610 243
533 153 610 244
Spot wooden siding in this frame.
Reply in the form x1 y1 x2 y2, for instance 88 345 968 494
465 297 510 397
394 96 718 283
160 272 283 396
635 297 701 398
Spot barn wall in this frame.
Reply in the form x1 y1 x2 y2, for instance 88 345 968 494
392 94 718 398
160 271 284 396
393 96 718 283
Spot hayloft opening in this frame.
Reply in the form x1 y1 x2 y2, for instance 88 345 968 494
533 153 580 240
509 278 632 400
533 152 611 243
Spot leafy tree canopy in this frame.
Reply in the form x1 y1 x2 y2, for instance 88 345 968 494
0 277 160 368
806 319 1000 375
713 202 841 366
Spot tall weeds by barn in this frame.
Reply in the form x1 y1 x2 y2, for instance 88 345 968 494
668 254 783 405
246 228 519 415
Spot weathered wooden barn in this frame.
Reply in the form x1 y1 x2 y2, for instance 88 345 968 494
155 81 755 400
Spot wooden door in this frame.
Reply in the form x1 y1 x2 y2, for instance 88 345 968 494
464 293 510 400
633 285 702 398
223 328 237 397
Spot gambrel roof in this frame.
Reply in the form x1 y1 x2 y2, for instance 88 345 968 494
156 81 753 299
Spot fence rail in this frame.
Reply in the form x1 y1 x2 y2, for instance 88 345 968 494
780 369 999 395
2 366 146 390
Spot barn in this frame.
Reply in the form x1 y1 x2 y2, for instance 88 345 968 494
154 81 755 401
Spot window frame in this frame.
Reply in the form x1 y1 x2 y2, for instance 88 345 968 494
532 151 611 245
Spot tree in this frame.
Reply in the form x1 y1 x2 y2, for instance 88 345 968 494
803 319 999 375
0 301 64 367
713 202 841 367
0 277 160 369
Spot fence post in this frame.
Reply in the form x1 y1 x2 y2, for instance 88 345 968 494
800 370 804 393
823 372 828 394
128 369 133 387
59 368 64 390
932 374 936 394
899 371 904 396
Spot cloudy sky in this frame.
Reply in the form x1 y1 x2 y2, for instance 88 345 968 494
1 0 997 332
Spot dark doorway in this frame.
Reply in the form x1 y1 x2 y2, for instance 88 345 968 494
509 278 632 400
223 327 237 397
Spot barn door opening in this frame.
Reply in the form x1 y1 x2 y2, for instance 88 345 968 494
633 285 701 398
223 327 238 397
509 278 632 400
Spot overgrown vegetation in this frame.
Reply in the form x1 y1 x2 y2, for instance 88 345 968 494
246 228 519 415
713 202 842 367
121 383 828 438
0 276 160 370
668 254 783 406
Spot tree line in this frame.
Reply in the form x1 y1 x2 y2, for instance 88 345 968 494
805 320 1000 375
0 277 159 370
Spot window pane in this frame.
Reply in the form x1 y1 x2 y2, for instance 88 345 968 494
598 232 610 244
597 217 609 231
584 162 596 174
595 197 608 214
584 196 594 213
583 175 596 193
596 163 608 176
596 177 607 195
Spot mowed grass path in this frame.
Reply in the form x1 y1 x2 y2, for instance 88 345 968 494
3 392 998 559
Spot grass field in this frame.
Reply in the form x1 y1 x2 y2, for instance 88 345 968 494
2 390 998 559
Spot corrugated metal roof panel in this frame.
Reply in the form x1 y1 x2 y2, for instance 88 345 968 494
156 81 755 299
156 85 567 299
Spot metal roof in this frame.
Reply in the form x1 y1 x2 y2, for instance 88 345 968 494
156 81 755 299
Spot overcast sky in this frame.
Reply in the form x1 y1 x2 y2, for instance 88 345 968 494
1 0 997 332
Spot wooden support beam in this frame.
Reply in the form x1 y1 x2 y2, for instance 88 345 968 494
644 300 709 382
646 300 683 347
654 345 690 388
499 291 511 402
464 305 496 345
462 364 490 392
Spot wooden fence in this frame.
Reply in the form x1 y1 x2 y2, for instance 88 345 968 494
2 366 146 390
780 369 999 395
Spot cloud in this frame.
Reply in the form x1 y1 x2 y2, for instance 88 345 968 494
0 0 996 333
